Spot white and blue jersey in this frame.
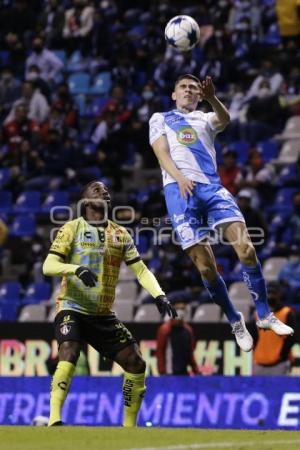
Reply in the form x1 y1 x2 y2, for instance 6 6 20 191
149 109 245 249
149 109 221 187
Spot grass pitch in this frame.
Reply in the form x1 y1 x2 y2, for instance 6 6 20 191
0 427 300 450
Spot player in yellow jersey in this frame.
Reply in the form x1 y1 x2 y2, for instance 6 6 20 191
43 180 177 427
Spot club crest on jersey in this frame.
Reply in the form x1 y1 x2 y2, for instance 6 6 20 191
177 127 197 145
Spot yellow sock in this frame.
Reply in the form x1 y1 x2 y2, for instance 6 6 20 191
122 371 146 427
48 361 75 426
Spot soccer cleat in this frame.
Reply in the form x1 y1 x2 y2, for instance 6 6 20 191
49 421 65 426
231 312 254 352
256 312 294 336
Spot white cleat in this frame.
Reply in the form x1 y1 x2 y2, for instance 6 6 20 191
256 312 294 336
231 312 254 352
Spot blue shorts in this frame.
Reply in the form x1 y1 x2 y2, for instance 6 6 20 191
164 182 245 250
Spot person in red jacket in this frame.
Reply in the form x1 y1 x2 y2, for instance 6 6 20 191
156 300 199 375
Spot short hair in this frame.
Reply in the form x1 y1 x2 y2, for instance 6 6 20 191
174 74 201 87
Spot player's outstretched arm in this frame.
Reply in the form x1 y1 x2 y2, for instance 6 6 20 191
129 260 177 318
200 76 230 130
43 253 79 277
151 136 195 199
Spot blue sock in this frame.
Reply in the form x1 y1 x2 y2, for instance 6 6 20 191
242 262 270 320
203 274 240 324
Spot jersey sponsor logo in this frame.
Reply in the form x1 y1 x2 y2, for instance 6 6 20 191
177 127 197 145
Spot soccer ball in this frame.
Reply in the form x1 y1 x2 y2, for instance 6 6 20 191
165 15 200 52
32 415 49 426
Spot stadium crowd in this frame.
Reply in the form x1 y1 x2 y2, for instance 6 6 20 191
0 0 300 322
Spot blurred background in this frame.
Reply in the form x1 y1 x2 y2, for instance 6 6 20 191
0 0 300 428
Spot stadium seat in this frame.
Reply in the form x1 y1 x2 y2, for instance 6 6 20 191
41 191 70 213
192 304 222 322
90 72 112 95
275 140 300 165
0 168 11 189
10 215 36 237
66 50 86 72
263 257 288 282
134 304 161 322
74 94 87 117
0 191 13 213
0 301 19 321
0 282 21 302
112 300 134 322
14 191 41 213
257 140 279 161
53 49 66 65
270 188 298 214
230 141 249 164
68 72 90 95
23 282 51 305
228 282 251 303
276 116 300 141
18 304 47 322
119 263 135 281
115 282 137 301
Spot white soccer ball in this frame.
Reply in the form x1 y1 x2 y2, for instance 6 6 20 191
165 15 200 52
32 415 49 426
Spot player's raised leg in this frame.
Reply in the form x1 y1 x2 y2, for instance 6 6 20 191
48 340 80 426
225 221 294 336
186 241 253 351
114 343 146 427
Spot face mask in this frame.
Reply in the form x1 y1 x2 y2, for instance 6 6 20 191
176 309 186 320
33 46 43 53
142 91 153 101
27 72 39 81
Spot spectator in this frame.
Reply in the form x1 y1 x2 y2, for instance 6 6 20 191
0 66 22 119
156 300 199 375
254 281 298 375
4 32 26 77
236 189 268 249
25 36 63 84
246 58 284 100
270 191 300 256
63 0 94 56
218 148 242 195
276 0 300 46
26 64 52 103
277 154 300 189
2 104 40 151
237 148 275 207
37 0 65 49
5 81 50 124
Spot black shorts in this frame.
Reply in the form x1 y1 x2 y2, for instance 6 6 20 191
54 310 136 360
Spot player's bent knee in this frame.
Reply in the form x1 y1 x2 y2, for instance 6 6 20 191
239 244 257 265
125 352 146 374
59 341 80 364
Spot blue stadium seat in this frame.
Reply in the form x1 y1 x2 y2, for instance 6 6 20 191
66 50 85 72
68 72 90 95
272 188 298 213
0 168 11 189
41 191 70 213
0 301 19 321
14 191 41 213
230 141 249 164
88 95 109 116
90 72 112 95
0 282 21 302
10 215 36 237
258 140 279 162
74 94 87 116
23 282 51 305
53 49 66 65
0 191 13 213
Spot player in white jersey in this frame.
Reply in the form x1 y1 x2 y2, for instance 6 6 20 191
149 74 293 351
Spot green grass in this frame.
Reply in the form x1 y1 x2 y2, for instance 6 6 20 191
0 428 300 450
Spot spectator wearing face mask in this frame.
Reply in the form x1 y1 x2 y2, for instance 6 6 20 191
245 58 284 101
0 66 22 118
156 300 199 375
26 64 52 103
25 36 63 84
253 281 298 375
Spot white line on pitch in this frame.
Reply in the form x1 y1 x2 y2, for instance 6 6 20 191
129 439 300 450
